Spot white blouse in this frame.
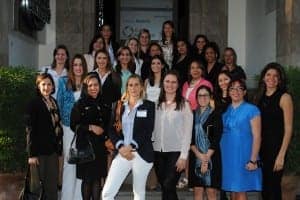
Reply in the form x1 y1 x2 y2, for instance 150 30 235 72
152 101 193 159
145 81 161 103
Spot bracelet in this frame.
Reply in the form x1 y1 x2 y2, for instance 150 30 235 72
248 160 257 165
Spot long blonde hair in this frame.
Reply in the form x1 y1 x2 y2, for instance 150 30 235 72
122 74 145 101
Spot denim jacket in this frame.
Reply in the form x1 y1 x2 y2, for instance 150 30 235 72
57 76 77 126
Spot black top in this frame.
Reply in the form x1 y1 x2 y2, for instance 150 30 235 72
230 65 247 80
25 96 63 157
189 110 222 188
258 89 285 162
70 96 111 179
205 62 222 86
101 72 121 106
172 55 192 87
214 96 231 115
109 100 155 162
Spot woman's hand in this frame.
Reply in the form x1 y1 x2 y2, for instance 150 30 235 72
246 161 258 171
89 125 104 135
196 152 208 163
176 158 186 172
201 161 209 174
119 145 134 160
273 154 285 171
28 157 39 165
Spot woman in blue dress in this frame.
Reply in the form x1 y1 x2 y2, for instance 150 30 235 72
220 79 262 200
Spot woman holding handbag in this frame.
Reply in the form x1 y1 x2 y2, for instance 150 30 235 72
25 73 63 200
102 74 155 200
57 54 88 200
70 73 110 200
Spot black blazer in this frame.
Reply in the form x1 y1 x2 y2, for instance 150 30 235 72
109 100 155 162
101 72 121 106
25 96 63 157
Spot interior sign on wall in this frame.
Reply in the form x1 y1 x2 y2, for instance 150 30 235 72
120 0 173 40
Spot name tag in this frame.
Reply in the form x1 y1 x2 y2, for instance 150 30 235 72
137 110 147 117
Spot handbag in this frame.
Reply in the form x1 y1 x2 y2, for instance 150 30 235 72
19 165 43 200
67 130 95 164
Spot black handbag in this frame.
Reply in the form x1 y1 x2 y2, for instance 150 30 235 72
19 165 43 200
67 130 95 164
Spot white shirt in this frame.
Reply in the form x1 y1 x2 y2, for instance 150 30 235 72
134 57 143 75
84 53 95 72
116 100 143 148
145 81 161 103
152 101 193 159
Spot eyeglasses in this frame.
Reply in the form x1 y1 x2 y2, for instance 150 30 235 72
197 94 210 98
229 87 244 92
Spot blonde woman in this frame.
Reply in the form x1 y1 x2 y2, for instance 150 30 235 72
102 74 155 200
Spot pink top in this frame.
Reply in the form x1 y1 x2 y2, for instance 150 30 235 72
182 79 213 110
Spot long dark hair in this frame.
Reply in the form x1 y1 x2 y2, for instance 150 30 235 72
51 44 70 70
115 46 136 75
148 55 167 87
203 42 220 61
214 70 232 101
147 42 163 57
253 62 287 104
93 49 112 71
66 54 88 91
192 34 209 53
161 20 176 45
157 70 185 110
88 34 106 54
173 38 192 65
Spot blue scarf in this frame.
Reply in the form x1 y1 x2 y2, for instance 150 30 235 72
194 106 212 186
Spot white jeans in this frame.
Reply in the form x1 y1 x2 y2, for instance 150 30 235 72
61 125 82 200
102 152 153 200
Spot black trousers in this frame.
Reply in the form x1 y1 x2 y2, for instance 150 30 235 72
154 151 182 200
38 153 59 200
261 164 283 200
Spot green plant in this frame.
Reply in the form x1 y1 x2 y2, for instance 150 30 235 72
284 66 300 175
0 66 37 172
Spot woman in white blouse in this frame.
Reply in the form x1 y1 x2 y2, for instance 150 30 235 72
126 37 143 75
152 70 193 200
144 55 166 103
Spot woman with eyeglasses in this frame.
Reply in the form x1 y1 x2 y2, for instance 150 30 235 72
220 79 262 200
189 85 222 200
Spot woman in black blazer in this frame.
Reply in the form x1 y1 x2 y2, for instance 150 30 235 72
70 73 110 200
102 74 155 200
25 73 63 200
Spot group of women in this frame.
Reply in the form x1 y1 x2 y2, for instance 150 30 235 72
25 20 293 200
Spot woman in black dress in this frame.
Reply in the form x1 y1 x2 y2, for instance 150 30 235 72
70 73 110 200
254 63 293 200
189 85 222 200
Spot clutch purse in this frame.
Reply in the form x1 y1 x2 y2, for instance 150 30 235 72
67 130 95 164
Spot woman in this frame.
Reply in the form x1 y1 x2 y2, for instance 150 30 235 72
182 60 213 111
126 37 143 75
189 85 222 200
138 29 151 61
57 54 88 200
115 47 136 94
214 70 232 114
84 35 106 72
102 75 155 200
70 73 110 200
172 38 192 86
43 44 69 99
159 20 176 67
26 73 63 200
203 42 222 87
152 70 193 200
254 63 293 200
141 42 164 81
221 47 246 80
99 24 119 65
144 55 166 103
220 79 262 200
192 34 209 64
93 49 121 106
